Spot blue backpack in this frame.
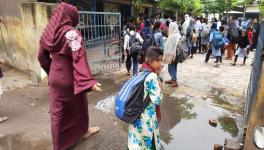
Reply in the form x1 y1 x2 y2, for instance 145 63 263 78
213 31 225 49
115 71 151 124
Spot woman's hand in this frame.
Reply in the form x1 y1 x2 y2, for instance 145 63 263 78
91 82 102 92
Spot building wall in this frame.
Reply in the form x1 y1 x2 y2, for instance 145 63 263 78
244 65 264 150
0 1 55 82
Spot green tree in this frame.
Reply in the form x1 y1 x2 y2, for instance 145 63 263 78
202 0 238 15
260 1 264 19
159 0 203 15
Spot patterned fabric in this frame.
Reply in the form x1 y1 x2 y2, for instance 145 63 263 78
128 73 163 150
65 30 82 51
39 2 78 52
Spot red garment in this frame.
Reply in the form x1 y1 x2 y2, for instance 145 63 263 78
141 63 161 122
248 31 253 46
38 3 96 150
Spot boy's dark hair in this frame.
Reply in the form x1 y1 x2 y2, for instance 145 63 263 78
165 20 170 27
178 26 182 32
219 26 225 32
202 17 208 24
146 46 163 63
153 21 161 31
128 23 136 31
130 17 135 23
193 29 196 32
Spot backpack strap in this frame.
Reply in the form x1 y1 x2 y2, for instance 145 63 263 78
139 71 152 113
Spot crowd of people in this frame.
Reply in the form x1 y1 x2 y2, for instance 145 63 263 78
122 13 261 80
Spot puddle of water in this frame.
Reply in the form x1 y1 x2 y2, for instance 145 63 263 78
0 134 51 150
88 77 125 105
217 116 239 137
160 95 238 150
95 95 116 114
94 93 241 150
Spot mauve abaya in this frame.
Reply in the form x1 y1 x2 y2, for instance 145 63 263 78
38 3 97 150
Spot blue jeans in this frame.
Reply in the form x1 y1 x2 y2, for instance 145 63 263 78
168 63 177 81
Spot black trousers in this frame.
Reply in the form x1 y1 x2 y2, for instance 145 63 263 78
205 48 212 62
126 50 132 72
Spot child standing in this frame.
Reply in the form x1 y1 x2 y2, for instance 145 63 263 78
128 46 164 150
232 30 250 66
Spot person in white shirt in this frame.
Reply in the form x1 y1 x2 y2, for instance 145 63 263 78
216 18 222 30
123 24 144 75
182 14 190 36
194 16 202 53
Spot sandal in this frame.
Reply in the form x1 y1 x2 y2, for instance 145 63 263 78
171 81 178 87
165 80 173 84
82 127 100 139
0 116 8 123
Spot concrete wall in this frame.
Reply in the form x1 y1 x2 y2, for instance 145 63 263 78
0 1 55 82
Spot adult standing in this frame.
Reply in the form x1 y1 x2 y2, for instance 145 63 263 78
153 21 165 50
123 24 144 75
38 3 102 150
163 22 181 87
226 16 238 60
194 16 202 53
200 17 210 53
140 19 152 63
182 14 191 36
186 19 196 58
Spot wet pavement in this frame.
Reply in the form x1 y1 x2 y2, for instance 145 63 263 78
0 52 253 149
95 52 253 149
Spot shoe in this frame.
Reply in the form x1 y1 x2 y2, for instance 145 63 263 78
231 63 236 66
214 63 220 67
165 80 173 84
127 72 131 75
241 63 246 66
190 55 193 59
172 80 178 87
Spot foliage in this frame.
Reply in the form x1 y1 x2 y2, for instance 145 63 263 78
260 1 264 19
159 0 203 15
133 0 144 10
201 0 238 14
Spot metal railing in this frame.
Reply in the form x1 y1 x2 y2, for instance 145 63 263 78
77 11 122 74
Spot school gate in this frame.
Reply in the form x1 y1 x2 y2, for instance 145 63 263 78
77 11 122 74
